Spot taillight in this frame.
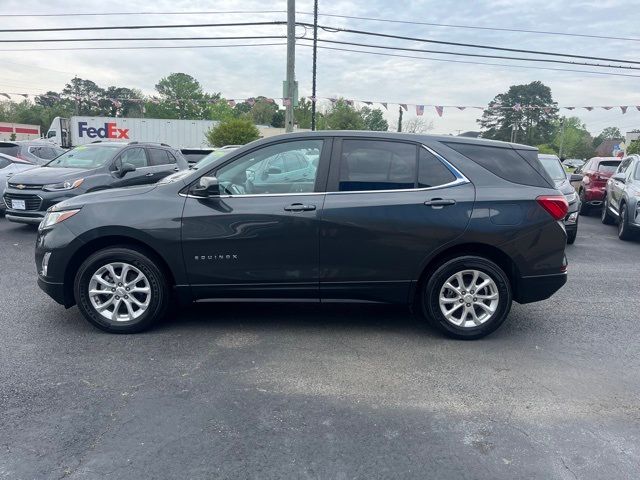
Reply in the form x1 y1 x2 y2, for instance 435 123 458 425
537 195 569 221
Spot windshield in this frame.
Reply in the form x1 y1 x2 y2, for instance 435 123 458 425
0 144 19 157
193 150 232 170
539 156 566 181
45 144 123 169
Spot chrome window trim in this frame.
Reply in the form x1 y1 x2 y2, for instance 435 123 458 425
180 143 470 199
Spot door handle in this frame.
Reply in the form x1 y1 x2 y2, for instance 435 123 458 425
284 203 316 212
145 172 154 177
424 198 456 207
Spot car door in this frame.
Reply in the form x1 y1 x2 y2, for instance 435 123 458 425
611 158 631 212
319 138 475 303
110 147 153 188
181 137 331 300
146 148 180 182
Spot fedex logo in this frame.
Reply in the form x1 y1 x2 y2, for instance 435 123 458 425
78 121 129 139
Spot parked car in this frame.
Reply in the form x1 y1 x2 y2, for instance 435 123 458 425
0 153 38 215
0 140 65 165
562 158 585 172
539 154 582 244
576 157 621 214
180 147 215 165
35 132 568 339
3 141 187 225
602 154 640 240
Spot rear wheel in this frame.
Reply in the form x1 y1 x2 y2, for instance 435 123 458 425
618 202 634 240
601 196 615 225
74 247 170 333
579 190 589 215
421 256 512 340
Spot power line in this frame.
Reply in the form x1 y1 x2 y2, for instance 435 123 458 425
0 21 286 33
0 35 287 43
0 42 287 52
299 23 640 66
296 43 640 79
296 12 640 43
0 10 286 17
315 38 640 71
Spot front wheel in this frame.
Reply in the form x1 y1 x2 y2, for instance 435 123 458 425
421 256 513 340
618 203 634 241
579 190 589 215
566 226 577 245
74 247 170 333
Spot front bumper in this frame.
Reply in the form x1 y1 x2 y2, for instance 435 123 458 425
3 188 77 224
37 276 67 306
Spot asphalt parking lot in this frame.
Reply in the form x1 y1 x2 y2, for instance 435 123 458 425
1 215 639 479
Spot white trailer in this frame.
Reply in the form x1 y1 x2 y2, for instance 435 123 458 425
45 116 218 149
0 122 41 141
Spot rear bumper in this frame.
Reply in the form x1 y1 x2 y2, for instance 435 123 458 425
583 185 606 204
514 271 567 304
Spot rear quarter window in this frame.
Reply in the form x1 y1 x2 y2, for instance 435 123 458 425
444 142 553 188
0 145 19 157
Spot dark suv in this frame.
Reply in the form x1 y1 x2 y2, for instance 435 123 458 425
0 140 65 165
35 132 568 339
4 141 187 225
602 154 640 240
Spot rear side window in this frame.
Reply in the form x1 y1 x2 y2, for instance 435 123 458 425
148 148 176 166
598 161 620 173
0 145 19 157
35 147 58 160
444 142 552 187
419 149 456 187
339 140 416 191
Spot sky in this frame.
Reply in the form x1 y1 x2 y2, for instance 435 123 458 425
1 0 639 137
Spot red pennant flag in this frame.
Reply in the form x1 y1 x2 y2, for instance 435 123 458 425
381 102 387 110
246 97 256 106
227 99 236 107
265 98 275 104
456 106 466 111
435 106 444 117
620 106 628 114
400 104 408 111
416 105 424 116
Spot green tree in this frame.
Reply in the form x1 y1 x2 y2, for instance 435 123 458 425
208 100 238 122
627 140 640 155
102 86 145 117
271 109 285 128
361 107 389 131
319 99 364 130
147 73 217 119
206 118 260 147
250 97 278 125
592 126 622 148
294 98 313 128
536 144 557 154
479 81 558 145
61 77 106 115
553 117 595 159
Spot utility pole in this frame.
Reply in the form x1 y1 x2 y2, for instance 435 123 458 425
284 0 296 133
310 0 318 131
397 106 403 132
559 117 566 159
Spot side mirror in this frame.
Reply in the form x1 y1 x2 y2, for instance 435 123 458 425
612 172 626 183
569 173 583 182
193 176 220 197
119 162 136 178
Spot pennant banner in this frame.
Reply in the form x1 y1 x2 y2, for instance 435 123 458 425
416 105 424 116
435 106 444 117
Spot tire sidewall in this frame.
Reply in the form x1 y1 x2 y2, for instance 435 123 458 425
422 256 512 340
74 247 168 333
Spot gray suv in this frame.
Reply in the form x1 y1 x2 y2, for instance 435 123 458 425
0 141 65 165
602 154 640 240
34 132 568 339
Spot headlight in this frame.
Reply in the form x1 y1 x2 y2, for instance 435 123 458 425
40 208 81 230
43 178 84 192
565 191 577 203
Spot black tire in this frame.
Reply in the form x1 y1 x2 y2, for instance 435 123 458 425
74 247 170 333
566 226 577 245
578 190 589 215
601 196 615 225
618 202 634 241
421 256 512 340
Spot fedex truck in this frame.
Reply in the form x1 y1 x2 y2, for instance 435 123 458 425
0 122 40 141
45 116 218 149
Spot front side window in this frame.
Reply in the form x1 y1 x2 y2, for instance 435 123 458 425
338 140 416 192
119 148 148 168
45 145 123 169
539 155 567 181
0 157 10 169
215 139 322 195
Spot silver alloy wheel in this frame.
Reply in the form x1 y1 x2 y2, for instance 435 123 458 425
438 269 499 328
619 207 626 235
88 262 151 322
